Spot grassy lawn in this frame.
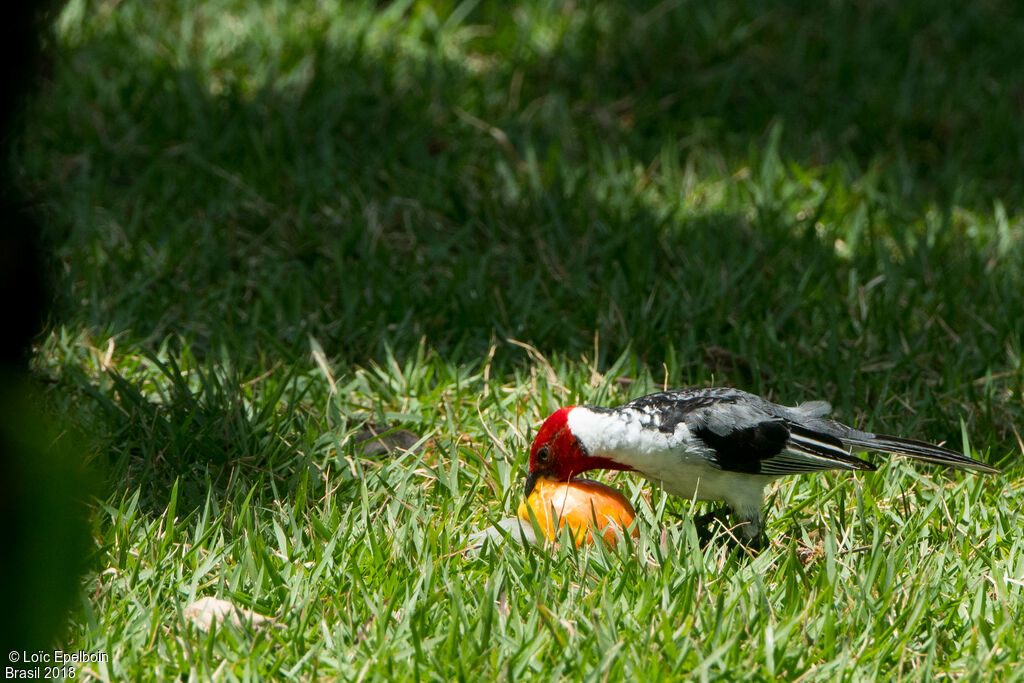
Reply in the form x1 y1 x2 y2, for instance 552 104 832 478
13 0 1024 679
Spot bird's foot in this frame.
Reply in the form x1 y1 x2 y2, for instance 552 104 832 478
694 507 730 529
694 508 766 555
694 507 730 547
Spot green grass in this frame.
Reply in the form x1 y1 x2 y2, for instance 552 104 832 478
13 0 1024 679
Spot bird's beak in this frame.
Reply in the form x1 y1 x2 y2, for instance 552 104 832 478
523 469 546 499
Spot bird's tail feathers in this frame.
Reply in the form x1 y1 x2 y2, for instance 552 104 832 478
842 434 999 473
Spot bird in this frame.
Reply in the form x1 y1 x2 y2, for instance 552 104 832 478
524 387 999 548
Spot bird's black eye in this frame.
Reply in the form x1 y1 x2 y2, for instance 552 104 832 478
536 445 552 465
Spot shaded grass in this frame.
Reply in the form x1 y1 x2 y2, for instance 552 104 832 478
14 0 1024 679
19 1 1024 365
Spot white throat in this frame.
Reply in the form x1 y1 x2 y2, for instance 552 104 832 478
566 406 694 466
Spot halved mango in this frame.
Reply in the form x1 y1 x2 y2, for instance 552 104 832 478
517 477 637 546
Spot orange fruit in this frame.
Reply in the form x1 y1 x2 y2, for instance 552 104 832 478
517 477 637 546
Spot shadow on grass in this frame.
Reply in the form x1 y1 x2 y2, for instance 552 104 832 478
499 0 1024 202
28 1 1024 359
66 346 325 515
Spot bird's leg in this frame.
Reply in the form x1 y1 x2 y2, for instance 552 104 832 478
695 507 767 553
694 506 731 547
731 510 767 553
694 506 731 529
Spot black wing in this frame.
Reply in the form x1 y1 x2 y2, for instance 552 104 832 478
624 389 875 476
693 420 876 475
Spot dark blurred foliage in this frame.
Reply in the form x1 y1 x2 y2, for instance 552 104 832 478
1 0 91 662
